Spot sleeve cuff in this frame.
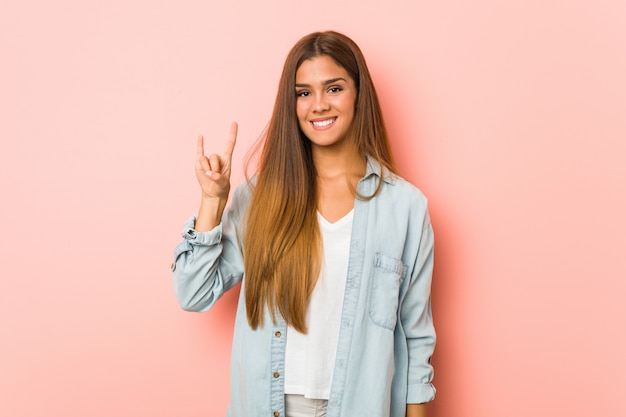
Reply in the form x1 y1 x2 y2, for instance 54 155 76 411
407 383 436 404
181 215 222 246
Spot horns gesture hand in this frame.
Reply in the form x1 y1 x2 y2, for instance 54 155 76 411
195 122 238 200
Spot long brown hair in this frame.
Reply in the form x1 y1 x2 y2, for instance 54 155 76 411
244 31 397 332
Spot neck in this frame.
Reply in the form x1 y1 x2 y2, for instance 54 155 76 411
312 144 366 181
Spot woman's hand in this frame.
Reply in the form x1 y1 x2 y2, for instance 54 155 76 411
193 122 238 232
195 122 238 200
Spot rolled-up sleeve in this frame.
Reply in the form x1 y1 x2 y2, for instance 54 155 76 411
172 185 248 312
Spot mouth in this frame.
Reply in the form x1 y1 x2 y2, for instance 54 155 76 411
310 117 337 130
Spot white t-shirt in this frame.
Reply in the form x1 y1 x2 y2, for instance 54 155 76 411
284 210 354 399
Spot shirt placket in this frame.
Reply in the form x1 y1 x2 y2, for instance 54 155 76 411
270 316 287 416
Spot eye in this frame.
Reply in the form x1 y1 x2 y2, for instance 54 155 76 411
296 90 310 97
328 86 343 94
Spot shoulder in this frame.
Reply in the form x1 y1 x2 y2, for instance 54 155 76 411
364 157 428 208
232 179 255 201
362 158 430 219
228 179 256 218
380 174 429 213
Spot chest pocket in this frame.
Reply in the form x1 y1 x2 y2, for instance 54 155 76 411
368 253 406 330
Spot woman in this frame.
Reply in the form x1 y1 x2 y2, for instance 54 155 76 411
172 31 435 417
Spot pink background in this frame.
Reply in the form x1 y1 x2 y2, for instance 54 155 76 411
2 1 625 416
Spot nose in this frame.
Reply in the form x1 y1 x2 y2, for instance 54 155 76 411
313 93 330 113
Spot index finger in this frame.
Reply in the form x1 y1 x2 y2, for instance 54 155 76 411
223 122 238 158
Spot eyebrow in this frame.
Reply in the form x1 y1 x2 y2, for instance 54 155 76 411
295 77 347 88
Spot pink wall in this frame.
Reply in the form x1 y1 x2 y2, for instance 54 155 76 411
2 1 625 416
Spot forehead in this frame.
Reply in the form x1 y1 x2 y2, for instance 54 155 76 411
295 55 352 83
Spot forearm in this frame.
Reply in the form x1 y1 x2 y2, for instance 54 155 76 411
195 196 228 231
406 403 428 417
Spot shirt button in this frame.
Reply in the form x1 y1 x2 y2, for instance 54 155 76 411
275 331 281 338
274 412 280 417
273 372 280 378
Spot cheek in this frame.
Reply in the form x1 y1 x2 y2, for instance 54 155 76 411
296 101 308 121
337 95 355 112
339 97 356 119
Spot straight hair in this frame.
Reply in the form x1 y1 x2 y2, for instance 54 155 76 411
244 31 397 332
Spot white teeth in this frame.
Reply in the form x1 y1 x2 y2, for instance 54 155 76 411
312 118 335 127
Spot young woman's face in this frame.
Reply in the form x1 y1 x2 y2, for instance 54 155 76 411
295 55 357 150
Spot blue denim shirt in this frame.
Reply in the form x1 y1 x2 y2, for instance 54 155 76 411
172 159 436 417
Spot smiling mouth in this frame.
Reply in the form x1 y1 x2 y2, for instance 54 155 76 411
311 117 336 128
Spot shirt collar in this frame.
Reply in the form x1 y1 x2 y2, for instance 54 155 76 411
364 156 396 184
